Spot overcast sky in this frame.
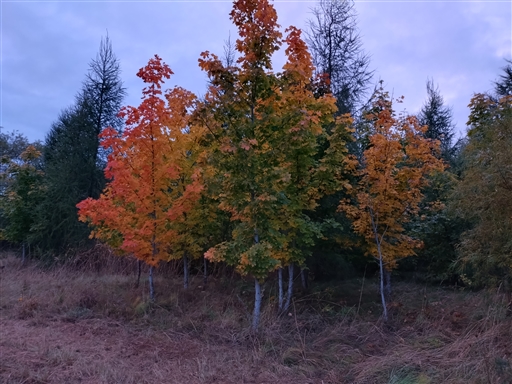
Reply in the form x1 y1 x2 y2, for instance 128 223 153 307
2 0 511 144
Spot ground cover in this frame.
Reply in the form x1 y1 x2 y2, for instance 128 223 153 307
0 252 511 383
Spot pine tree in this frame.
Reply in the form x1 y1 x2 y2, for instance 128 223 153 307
32 36 125 254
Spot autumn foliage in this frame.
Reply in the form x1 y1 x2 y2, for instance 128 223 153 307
339 90 445 319
77 55 202 267
62 0 493 330
342 92 444 268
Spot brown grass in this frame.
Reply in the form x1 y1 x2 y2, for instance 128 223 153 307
0 252 511 384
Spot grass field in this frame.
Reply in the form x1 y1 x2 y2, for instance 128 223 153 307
1 252 511 383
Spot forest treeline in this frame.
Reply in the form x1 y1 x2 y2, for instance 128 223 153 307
1 0 511 329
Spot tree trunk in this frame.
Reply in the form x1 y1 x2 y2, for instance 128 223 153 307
150 234 157 301
183 253 189 289
384 269 392 300
370 211 388 322
278 268 284 311
21 243 26 266
284 263 294 312
252 278 262 332
136 259 142 288
300 268 308 290
378 253 388 322
505 276 512 317
149 266 155 301
251 227 262 331
203 256 208 291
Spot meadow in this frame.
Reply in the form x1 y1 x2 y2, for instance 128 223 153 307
1 251 511 384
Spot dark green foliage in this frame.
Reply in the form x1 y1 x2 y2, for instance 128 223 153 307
33 102 101 252
451 93 512 289
0 130 43 187
494 59 512 97
1 130 30 162
305 0 373 280
31 36 125 255
405 171 465 283
400 80 460 282
0 146 44 248
417 79 455 163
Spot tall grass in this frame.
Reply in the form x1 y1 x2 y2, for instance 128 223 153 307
1 252 511 383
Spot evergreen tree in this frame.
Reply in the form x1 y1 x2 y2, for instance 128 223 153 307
494 59 512 97
417 79 455 163
32 36 125 254
0 146 44 261
305 0 373 279
404 80 459 282
306 0 373 116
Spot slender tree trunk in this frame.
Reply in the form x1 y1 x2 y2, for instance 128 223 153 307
300 268 308 290
370 211 388 322
504 277 512 317
150 234 157 301
284 263 294 312
378 252 388 322
183 253 189 289
203 256 208 291
384 269 392 300
149 266 155 301
21 243 26 266
278 268 284 311
251 227 262 331
252 278 262 332
136 259 142 288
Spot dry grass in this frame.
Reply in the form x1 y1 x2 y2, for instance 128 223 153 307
0 252 511 384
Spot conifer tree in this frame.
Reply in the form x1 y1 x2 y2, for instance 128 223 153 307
33 37 125 254
417 79 455 163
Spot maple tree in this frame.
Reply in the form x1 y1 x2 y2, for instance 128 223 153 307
77 55 202 299
196 0 353 328
196 0 286 329
274 28 356 311
340 89 445 320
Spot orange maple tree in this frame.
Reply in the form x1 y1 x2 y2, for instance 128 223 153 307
77 55 202 299
340 89 445 320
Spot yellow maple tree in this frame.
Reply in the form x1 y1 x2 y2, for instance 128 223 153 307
340 89 445 320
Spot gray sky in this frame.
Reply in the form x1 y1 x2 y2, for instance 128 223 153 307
2 0 511 144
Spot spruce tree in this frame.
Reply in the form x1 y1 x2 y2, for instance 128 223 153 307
417 79 455 163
